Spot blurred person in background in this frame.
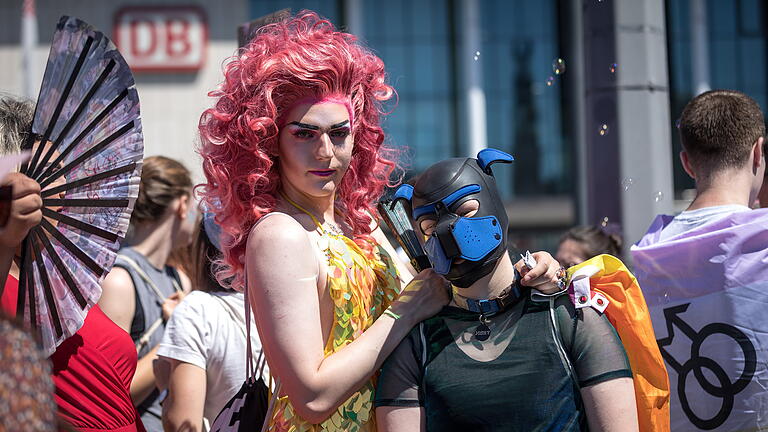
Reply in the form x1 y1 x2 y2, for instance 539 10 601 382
165 225 195 291
99 156 194 432
157 210 268 431
556 225 623 268
0 95 145 431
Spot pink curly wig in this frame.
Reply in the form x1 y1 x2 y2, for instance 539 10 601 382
198 11 399 289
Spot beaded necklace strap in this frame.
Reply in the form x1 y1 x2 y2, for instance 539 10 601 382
279 191 343 237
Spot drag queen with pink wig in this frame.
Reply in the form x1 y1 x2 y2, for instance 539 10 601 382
198 11 562 431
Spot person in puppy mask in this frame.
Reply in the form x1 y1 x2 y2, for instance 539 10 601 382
374 149 639 432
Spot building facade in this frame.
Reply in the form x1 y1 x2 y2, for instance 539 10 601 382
0 0 765 253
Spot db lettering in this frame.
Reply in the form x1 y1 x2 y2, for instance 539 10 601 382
114 7 206 72
129 18 192 58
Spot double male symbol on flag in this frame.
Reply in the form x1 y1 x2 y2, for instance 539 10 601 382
657 303 757 430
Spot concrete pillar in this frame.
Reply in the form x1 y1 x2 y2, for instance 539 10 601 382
614 0 675 250
458 0 487 157
690 0 710 95
582 0 622 229
579 0 674 254
21 0 38 98
561 0 588 225
343 0 364 40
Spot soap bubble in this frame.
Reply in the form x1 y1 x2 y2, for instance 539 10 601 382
621 178 634 191
546 76 555 86
552 58 566 75
473 51 481 61
609 63 618 73
654 191 664 202
599 124 609 136
600 217 609 227
675 118 681 129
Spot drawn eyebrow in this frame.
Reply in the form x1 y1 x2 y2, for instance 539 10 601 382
287 120 349 131
329 120 350 129
287 121 320 130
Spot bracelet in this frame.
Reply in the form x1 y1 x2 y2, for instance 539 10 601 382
383 308 401 320
556 267 568 290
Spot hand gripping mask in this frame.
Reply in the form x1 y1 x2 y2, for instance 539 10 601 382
406 149 514 287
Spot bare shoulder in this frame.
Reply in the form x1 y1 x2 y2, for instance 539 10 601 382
101 266 135 296
99 266 136 331
246 213 320 273
247 212 313 247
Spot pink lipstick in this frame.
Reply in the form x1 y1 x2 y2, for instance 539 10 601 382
309 170 335 177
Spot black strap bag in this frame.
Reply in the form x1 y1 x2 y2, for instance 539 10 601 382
209 282 280 432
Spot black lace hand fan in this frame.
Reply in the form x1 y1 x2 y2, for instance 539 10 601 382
18 16 143 355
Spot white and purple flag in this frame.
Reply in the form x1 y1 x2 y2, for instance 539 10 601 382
632 209 768 431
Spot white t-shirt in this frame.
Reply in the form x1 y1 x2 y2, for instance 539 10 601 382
658 204 752 241
157 290 268 424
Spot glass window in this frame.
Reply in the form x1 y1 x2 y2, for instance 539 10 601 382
249 1 340 25
246 0 570 253
666 0 768 197
363 0 455 172
478 0 566 199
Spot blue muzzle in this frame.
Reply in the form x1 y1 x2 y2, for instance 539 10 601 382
424 215 503 275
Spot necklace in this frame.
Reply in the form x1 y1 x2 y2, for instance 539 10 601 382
322 221 344 237
279 191 344 237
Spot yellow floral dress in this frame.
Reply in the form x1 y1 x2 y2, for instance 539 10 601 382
267 206 401 432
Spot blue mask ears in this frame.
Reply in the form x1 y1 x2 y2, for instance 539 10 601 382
390 183 414 209
476 148 514 175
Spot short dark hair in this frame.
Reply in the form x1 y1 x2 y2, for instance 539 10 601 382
679 90 765 174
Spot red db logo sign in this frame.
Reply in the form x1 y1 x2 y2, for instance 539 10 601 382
114 6 207 72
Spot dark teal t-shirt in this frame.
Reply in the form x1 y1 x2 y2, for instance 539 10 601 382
374 293 632 432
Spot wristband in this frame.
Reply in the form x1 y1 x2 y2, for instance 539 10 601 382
383 308 401 320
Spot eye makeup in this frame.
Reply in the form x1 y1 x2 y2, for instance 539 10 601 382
287 120 349 131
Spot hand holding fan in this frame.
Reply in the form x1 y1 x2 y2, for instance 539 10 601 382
0 151 32 227
17 16 143 355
